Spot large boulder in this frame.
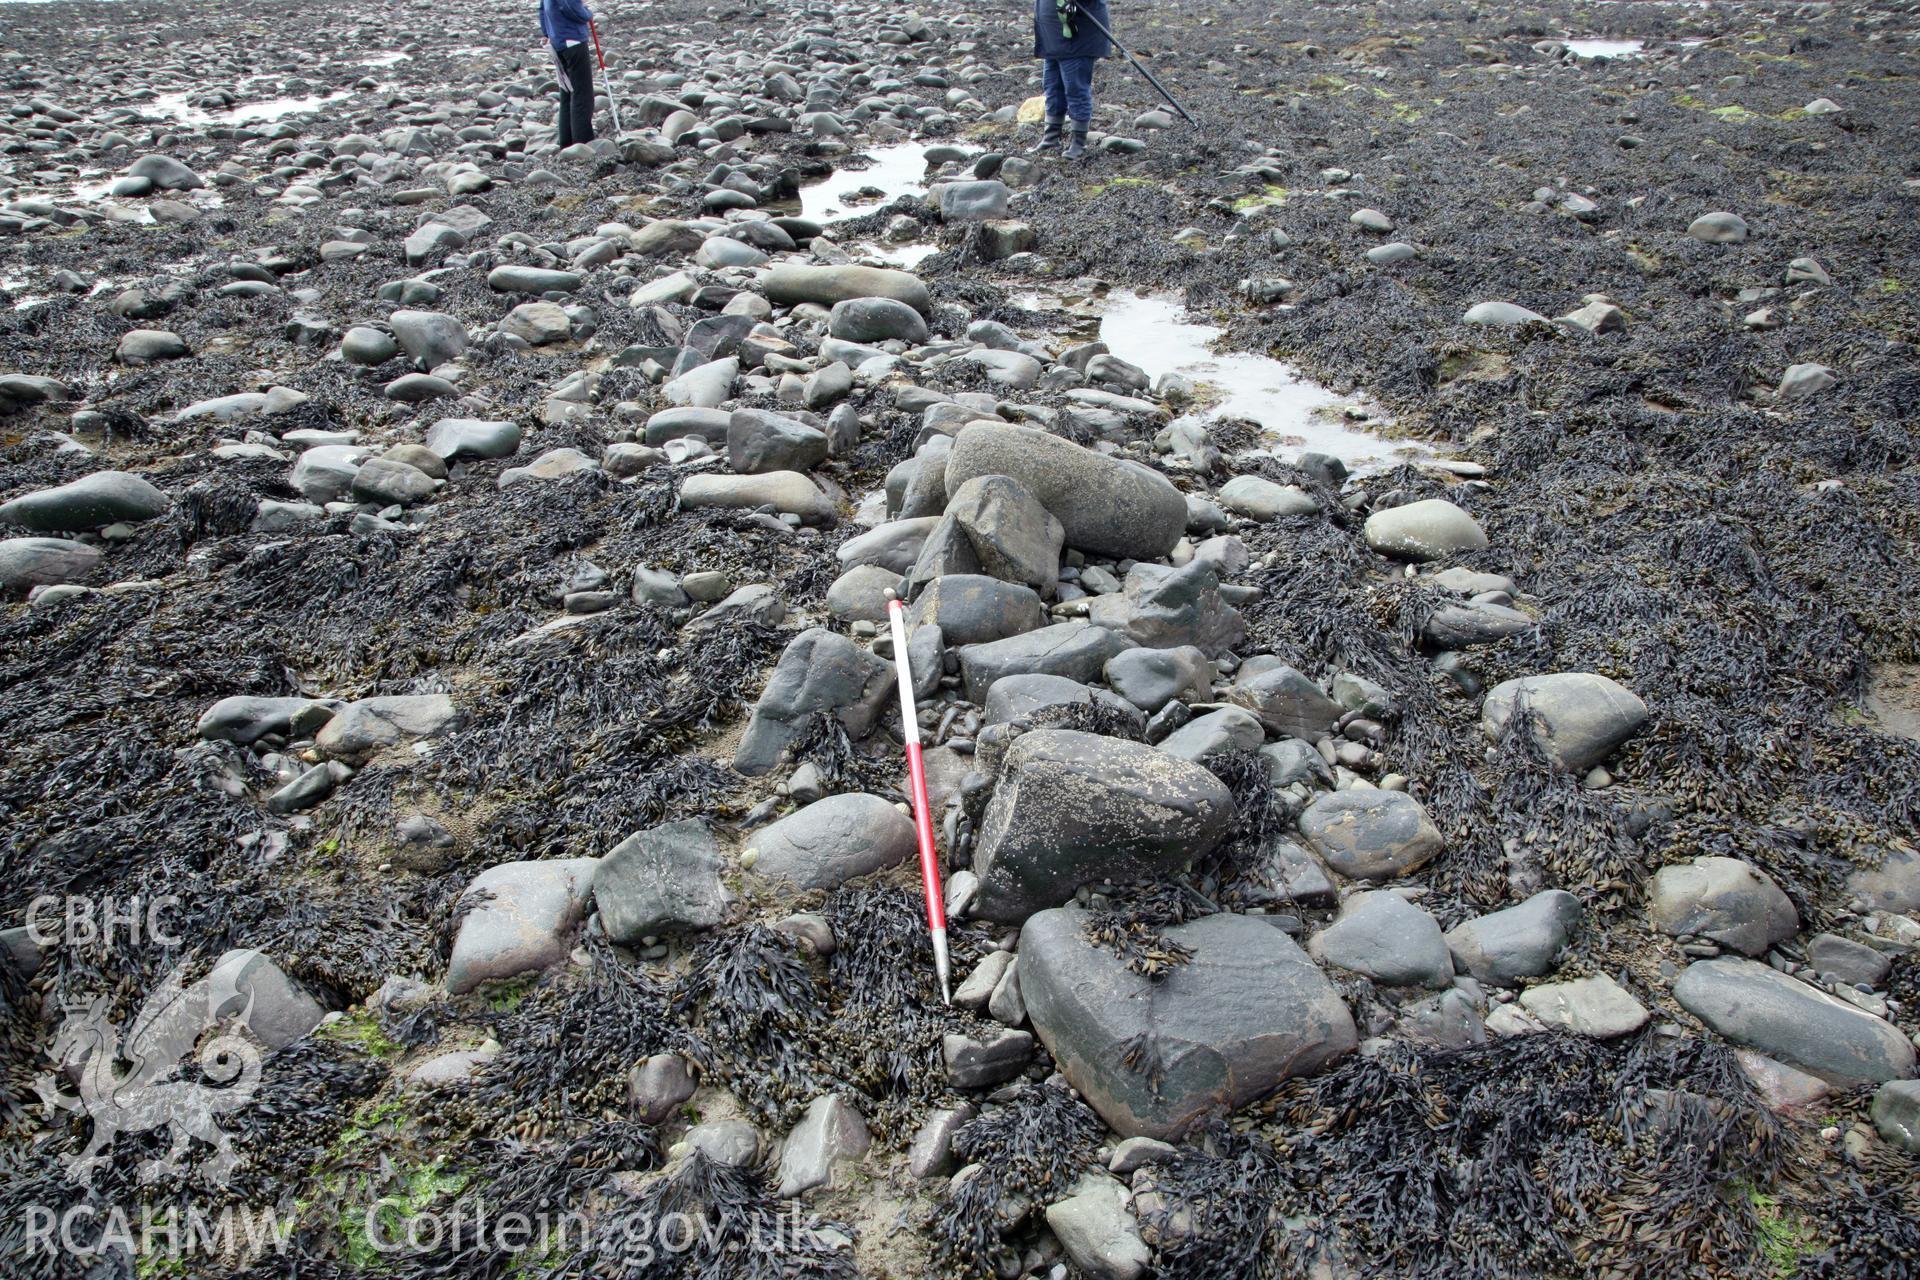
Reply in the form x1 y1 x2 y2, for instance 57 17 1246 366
1674 958 1916 1085
945 473 1064 596
763 263 931 314
446 858 599 995
728 409 830 474
906 573 1044 646
314 695 456 758
1363 498 1488 562
1086 561 1245 655
0 471 170 531
733 629 894 775
982 674 1145 733
971 730 1236 921
425 418 521 461
195 696 323 745
828 296 929 344
1647 857 1799 957
945 424 1186 561
1297 789 1444 881
954 622 1133 703
680 472 836 524
594 820 734 941
1308 891 1454 989
1481 673 1648 772
1020 908 1358 1138
1228 665 1345 741
747 794 916 891
0 537 101 591
1444 890 1583 985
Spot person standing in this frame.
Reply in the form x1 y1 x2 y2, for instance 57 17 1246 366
540 0 597 147
1031 0 1110 159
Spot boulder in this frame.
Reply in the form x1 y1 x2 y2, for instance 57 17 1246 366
1228 665 1344 740
763 263 931 314
1086 561 1245 655
1480 673 1648 772
680 472 836 524
945 473 1064 596
747 794 916 891
775 1095 871 1196
1104 646 1213 714
425 418 521 461
1363 498 1488 561
1445 890 1583 985
1217 475 1316 522
1517 975 1648 1039
1674 958 1916 1085
0 472 169 531
971 730 1236 921
314 695 456 758
446 858 598 995
1020 907 1358 1138
195 696 322 745
906 573 1044 646
828 296 928 344
1045 1175 1151 1280
1647 857 1799 957
1308 891 1454 988
594 820 733 941
945 423 1186 561
1297 789 1443 880
955 622 1134 704
0 537 101 591
733 629 893 775
727 409 830 474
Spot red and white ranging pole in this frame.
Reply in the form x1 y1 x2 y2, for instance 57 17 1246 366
885 594 952 1005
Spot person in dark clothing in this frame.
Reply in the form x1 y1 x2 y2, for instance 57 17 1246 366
540 0 597 147
1032 0 1110 159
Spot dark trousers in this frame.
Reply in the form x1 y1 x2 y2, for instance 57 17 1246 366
553 41 595 146
1042 56 1095 124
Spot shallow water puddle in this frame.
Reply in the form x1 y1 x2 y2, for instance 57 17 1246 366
1034 291 1427 473
798 143 931 224
1564 38 1647 57
147 90 352 125
359 52 411 67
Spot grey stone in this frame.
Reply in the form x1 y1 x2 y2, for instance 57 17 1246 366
1778 363 1836 400
955 622 1134 704
0 471 169 532
972 730 1236 921
734 629 893 775
125 154 204 190
1647 857 1799 957
1807 933 1891 989
826 563 902 622
775 1095 871 1196
747 794 916 891
909 1105 976 1178
1462 301 1548 326
946 473 1064 596
202 949 326 1048
982 674 1144 733
1157 707 1265 763
1045 1174 1150 1280
1298 789 1444 881
500 301 572 345
1847 846 1920 914
1481 673 1648 772
196 696 320 745
1687 212 1749 244
943 1029 1035 1088
594 819 733 941
907 573 1044 646
1087 561 1245 656
684 1119 761 1168
350 457 437 507
1309 891 1454 989
0 538 100 591
644 407 732 447
290 445 367 504
1105 646 1212 713
488 265 582 293
314 695 455 758
661 356 738 409
1445 890 1583 985
1872 1081 1920 1154
763 263 931 314
937 179 1013 222
945 423 1187 561
1217 475 1316 522
388 309 467 367
1675 958 1915 1084
828 296 928 344
1260 739 1333 788
446 858 598 994
1518 974 1648 1039
1242 838 1338 907
1020 907 1358 1138
728 409 829 474
1423 601 1535 649
680 472 836 524
837 518 939 574
1228 665 1344 740
628 1054 699 1123
425 418 521 461
1363 498 1488 561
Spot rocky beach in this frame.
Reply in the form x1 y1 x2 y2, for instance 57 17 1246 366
2 0 1918 1276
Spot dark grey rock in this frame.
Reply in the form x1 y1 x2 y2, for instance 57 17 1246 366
594 819 733 941
1020 907 1357 1138
907 573 1044 646
446 858 598 994
1298 789 1444 880
733 629 893 775
945 473 1064 596
1104 646 1212 713
728 409 830 474
747 793 916 891
1647 857 1798 957
1445 890 1583 985
981 674 1144 733
971 730 1236 921
955 622 1133 703
1808 933 1892 989
1872 1080 1920 1154
775 1095 871 1196
943 1029 1035 1088
945 423 1186 561
1674 958 1916 1085
0 471 169 531
1156 707 1264 763
1087 562 1245 656
1481 673 1648 772
1309 891 1453 988
1228 665 1345 740
388 309 468 368
828 296 929 344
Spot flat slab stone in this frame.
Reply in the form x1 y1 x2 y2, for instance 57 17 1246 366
1674 957 1916 1085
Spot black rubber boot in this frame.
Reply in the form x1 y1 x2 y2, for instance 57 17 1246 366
1028 117 1064 153
1064 124 1089 160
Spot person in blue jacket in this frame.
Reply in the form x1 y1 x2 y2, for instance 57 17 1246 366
1032 0 1110 159
539 0 597 147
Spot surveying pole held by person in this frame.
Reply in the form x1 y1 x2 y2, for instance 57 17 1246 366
540 0 598 147
1031 0 1110 160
